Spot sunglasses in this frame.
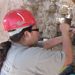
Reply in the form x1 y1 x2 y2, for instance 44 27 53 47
31 28 39 32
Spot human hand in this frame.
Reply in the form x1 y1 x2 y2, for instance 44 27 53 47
59 23 70 33
69 28 75 38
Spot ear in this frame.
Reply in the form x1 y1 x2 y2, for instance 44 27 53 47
24 31 31 38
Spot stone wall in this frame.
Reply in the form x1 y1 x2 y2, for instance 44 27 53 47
0 0 75 41
0 0 75 40
0 0 9 42
21 0 75 40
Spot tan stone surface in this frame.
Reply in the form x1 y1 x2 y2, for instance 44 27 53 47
0 0 9 43
0 0 75 40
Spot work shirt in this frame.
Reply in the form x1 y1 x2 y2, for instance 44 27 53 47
1 41 66 75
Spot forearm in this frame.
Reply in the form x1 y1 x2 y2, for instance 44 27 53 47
44 36 62 49
62 32 73 63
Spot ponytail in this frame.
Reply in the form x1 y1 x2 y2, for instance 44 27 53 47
0 41 11 70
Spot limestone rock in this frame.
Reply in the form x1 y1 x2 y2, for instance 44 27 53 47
59 5 68 14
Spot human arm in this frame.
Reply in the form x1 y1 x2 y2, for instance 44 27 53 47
59 23 73 66
44 28 75 50
44 36 62 49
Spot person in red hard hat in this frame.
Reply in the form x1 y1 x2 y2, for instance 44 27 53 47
0 9 75 75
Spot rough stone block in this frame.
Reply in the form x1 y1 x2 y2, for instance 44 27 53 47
59 5 68 14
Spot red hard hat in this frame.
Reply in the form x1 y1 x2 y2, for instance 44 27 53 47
3 9 40 31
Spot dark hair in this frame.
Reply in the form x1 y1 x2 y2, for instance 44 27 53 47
0 26 32 71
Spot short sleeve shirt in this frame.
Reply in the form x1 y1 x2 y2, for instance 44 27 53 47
1 41 66 75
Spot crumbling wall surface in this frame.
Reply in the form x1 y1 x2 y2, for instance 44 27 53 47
0 0 75 41
9 0 23 10
0 0 9 42
22 0 58 39
21 0 75 40
71 4 75 27
0 0 23 42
